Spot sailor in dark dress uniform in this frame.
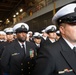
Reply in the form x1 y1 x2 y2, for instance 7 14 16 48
1 23 36 75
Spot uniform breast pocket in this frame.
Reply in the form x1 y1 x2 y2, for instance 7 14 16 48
11 53 20 59
59 72 74 75
12 53 20 56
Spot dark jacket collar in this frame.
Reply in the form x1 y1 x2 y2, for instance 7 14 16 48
59 37 76 74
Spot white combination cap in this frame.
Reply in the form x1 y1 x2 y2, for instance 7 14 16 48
4 27 13 33
56 30 61 36
56 30 60 34
52 3 76 25
13 23 29 33
41 29 46 33
45 25 57 33
28 31 33 34
33 32 41 38
0 31 6 35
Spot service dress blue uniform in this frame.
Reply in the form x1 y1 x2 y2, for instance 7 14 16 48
1 39 36 75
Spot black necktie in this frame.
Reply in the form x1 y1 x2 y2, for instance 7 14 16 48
22 44 25 54
73 47 76 53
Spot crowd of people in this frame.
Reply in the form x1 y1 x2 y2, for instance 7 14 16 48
0 3 76 75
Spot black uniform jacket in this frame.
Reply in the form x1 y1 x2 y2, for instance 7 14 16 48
32 37 76 75
1 39 36 75
0 41 13 74
41 38 53 47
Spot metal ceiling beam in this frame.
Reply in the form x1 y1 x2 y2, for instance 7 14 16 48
6 0 24 16
0 4 13 8
0 9 10 11
8 0 19 3
0 2 16 5
2 0 23 22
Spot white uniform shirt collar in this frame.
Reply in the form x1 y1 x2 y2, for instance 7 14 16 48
18 41 26 48
63 38 74 49
36 43 40 47
49 38 55 43
42 36 47 40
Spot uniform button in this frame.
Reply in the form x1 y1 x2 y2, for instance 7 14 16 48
28 67 30 69
28 62 30 64
21 63 23 65
36 53 37 56
21 69 23 71
29 72 30 74
32 64 34 66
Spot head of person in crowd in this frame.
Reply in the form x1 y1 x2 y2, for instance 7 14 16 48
26 33 30 41
28 31 33 38
45 25 57 40
27 31 33 41
52 3 76 45
33 32 41 45
4 27 14 42
56 30 61 40
13 22 29 43
41 29 48 40
0 31 6 42
13 33 17 39
30 3 76 75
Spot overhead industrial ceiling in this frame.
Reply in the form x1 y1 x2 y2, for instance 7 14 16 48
0 0 74 26
0 0 25 22
0 0 35 26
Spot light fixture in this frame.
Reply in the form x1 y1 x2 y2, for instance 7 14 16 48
7 19 9 20
13 15 16 17
6 19 10 24
16 12 19 15
20 9 23 12
7 20 10 23
0 20 3 22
